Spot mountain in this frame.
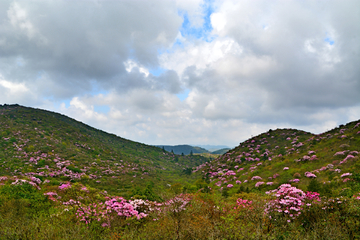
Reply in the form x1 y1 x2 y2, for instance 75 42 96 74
195 120 360 196
155 145 210 155
196 145 231 151
0 104 208 198
211 148 231 154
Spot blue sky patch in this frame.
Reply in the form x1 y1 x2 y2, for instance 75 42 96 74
324 36 334 45
149 67 166 77
176 89 190 101
94 105 110 114
179 0 214 42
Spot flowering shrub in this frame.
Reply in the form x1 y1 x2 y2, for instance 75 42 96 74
340 155 355 164
265 184 321 222
304 172 317 178
305 191 320 201
289 179 300 183
236 198 252 209
341 173 352 178
59 182 71 190
44 192 59 202
251 176 262 181
265 184 305 221
353 193 360 200
255 182 264 187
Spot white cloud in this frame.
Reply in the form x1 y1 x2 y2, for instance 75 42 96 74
160 37 243 76
0 0 359 147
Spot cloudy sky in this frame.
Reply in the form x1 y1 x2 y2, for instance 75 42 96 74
0 0 359 147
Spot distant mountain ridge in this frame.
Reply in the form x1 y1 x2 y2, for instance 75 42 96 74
196 145 231 151
155 145 209 155
155 145 231 155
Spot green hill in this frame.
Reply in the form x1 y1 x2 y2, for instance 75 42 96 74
211 148 231 154
1 104 360 239
0 104 208 198
195 120 360 197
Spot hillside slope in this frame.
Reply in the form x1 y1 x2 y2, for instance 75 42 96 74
0 104 208 197
195 121 360 196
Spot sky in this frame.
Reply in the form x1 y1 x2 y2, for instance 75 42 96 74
0 0 359 148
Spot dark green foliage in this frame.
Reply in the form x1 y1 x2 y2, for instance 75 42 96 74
66 165 82 173
0 183 51 216
307 179 323 193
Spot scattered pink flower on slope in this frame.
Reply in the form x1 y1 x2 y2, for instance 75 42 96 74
59 182 71 190
341 173 352 178
251 176 262 181
255 182 264 187
304 172 317 178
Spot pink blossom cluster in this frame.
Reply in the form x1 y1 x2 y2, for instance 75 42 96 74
251 176 262 181
11 178 41 190
59 182 71 190
334 151 346 156
304 172 317 178
0 176 8 181
353 193 360 200
265 184 305 220
255 182 265 187
44 192 59 202
289 179 300 183
265 184 321 222
236 198 252 208
273 173 280 179
305 191 320 201
29 176 42 185
341 173 352 178
340 155 355 164
105 196 147 219
159 194 192 213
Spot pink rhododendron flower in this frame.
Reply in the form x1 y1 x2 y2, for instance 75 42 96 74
341 173 352 178
255 181 264 187
304 172 317 178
